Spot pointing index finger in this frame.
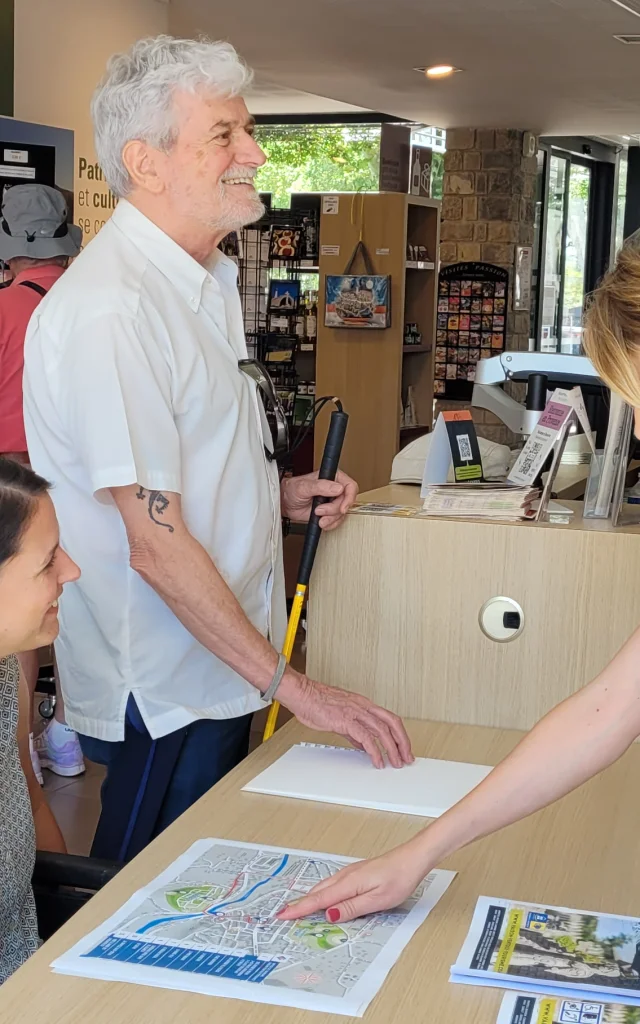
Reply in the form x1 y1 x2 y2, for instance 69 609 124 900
277 875 354 920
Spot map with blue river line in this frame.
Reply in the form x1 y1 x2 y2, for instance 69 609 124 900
52 839 456 1016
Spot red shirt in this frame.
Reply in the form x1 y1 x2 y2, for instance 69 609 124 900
0 264 65 453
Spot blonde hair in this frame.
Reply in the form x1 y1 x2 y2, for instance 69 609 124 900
583 244 640 408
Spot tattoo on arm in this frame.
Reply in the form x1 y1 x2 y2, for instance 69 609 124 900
136 487 175 532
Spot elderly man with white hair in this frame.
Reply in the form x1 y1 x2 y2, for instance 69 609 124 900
23 35 412 861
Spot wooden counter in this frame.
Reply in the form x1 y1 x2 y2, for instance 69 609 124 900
306 485 640 731
4 717 640 1023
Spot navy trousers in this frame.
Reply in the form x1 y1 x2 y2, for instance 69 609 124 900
79 701 252 862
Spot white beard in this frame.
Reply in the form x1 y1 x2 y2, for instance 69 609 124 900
168 170 265 234
215 181 265 230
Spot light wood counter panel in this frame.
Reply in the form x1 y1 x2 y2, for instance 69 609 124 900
4 717 640 1023
306 487 640 730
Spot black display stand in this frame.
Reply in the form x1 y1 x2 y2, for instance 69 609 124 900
219 195 320 474
435 262 509 400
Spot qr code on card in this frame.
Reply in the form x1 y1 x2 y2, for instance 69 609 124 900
457 434 473 461
518 439 544 477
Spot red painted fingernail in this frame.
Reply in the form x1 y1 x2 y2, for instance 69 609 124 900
327 908 340 923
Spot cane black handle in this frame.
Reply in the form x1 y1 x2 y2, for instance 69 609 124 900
297 409 349 587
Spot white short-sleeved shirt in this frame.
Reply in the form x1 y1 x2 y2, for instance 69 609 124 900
23 200 286 742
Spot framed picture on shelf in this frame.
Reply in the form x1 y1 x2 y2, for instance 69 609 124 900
324 274 391 329
270 226 302 259
268 278 301 312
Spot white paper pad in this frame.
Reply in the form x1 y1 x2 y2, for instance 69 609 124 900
52 838 456 1017
243 743 492 817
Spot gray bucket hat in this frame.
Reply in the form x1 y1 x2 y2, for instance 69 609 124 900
0 184 82 261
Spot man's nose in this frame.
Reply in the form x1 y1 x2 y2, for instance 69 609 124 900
235 132 266 169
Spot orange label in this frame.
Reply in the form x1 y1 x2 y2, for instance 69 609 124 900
442 410 474 423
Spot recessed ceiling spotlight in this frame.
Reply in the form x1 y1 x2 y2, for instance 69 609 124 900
414 65 462 78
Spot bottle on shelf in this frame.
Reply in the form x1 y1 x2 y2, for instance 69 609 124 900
404 322 422 347
411 153 421 195
305 291 318 343
303 217 318 261
294 309 306 338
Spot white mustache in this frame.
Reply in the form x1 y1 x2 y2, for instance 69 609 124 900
221 166 257 182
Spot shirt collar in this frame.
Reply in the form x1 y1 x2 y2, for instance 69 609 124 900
111 200 237 312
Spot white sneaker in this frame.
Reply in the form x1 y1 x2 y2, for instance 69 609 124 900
35 720 85 777
29 733 44 786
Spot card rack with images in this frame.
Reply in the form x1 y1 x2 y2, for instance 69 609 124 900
435 262 509 400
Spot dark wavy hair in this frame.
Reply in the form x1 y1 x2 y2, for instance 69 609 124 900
0 459 51 568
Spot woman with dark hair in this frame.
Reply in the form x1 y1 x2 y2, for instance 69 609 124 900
0 458 79 981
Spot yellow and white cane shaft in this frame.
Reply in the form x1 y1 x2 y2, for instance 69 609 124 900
262 583 307 741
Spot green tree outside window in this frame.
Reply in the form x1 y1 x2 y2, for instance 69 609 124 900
255 124 444 207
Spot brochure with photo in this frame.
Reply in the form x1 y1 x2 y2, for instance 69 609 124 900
452 897 640 1008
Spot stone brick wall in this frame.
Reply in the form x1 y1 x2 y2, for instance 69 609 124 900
438 128 538 445
441 128 537 355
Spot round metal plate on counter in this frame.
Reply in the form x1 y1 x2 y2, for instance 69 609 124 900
478 596 524 643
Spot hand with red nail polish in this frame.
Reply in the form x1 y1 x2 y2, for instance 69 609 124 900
276 841 428 924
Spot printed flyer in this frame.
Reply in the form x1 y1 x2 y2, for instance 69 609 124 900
452 897 640 1007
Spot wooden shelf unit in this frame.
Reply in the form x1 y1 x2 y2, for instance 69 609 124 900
314 193 440 492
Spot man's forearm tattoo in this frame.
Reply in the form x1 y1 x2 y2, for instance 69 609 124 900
136 487 175 532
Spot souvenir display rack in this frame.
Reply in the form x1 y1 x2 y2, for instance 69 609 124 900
436 262 508 401
227 195 321 474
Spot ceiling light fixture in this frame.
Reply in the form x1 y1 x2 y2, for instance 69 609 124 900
424 64 458 78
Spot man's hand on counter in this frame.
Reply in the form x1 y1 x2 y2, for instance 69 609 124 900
277 671 413 769
280 470 358 531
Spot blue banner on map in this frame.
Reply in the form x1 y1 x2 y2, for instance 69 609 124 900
84 935 278 982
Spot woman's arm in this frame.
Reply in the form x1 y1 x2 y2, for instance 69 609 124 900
279 623 640 923
16 670 66 854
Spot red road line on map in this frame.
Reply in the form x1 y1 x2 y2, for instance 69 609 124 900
204 872 243 914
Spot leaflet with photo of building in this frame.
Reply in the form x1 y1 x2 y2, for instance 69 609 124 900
497 991 640 1024
452 897 640 1007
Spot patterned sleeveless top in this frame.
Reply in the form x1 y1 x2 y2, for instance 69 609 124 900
0 656 39 982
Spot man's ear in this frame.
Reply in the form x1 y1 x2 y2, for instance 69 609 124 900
121 140 166 196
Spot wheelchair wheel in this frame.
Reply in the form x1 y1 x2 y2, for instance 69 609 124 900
39 697 55 720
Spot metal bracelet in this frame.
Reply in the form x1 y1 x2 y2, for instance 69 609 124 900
261 653 287 704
